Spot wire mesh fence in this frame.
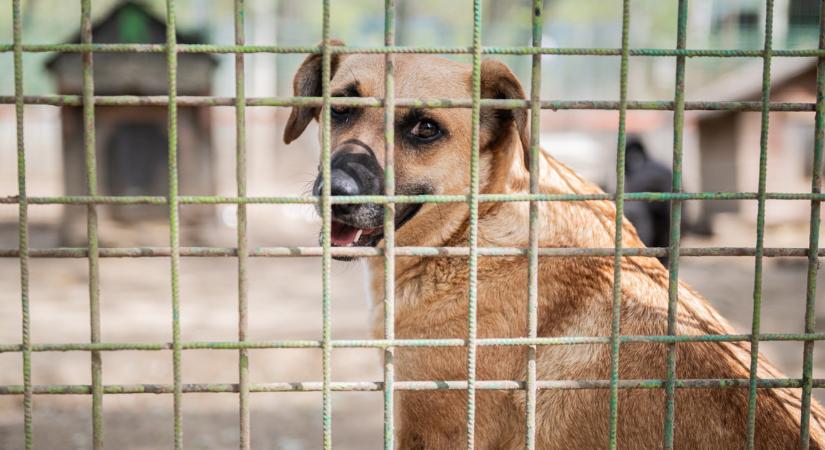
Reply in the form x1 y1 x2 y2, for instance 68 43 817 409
2 0 825 449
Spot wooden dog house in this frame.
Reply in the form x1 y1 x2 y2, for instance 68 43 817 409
46 2 217 244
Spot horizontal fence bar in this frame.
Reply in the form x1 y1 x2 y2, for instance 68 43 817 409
0 246 822 258
2 333 825 353
3 192 825 206
0 95 815 112
0 378 823 395
1 43 824 57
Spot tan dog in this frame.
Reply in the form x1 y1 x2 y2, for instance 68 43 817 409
283 45 825 449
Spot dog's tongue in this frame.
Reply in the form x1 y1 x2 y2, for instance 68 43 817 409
331 221 359 246
330 221 379 246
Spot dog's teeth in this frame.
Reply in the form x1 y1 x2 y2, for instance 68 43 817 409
353 229 363 244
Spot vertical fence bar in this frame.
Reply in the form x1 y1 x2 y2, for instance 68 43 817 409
607 0 631 448
746 1 774 448
525 1 543 449
164 0 183 448
383 1 397 449
663 0 688 448
12 0 32 448
466 0 483 448
320 0 333 448
233 1 250 449
799 1 825 448
80 0 103 448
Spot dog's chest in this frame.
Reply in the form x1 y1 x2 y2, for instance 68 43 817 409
365 257 529 340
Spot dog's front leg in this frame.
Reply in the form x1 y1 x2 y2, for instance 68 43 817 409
395 390 518 449
396 390 475 450
396 429 426 450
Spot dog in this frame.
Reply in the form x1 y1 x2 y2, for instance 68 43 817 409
283 43 825 449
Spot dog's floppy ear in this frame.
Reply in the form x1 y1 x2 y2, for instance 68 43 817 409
480 59 530 168
283 39 345 144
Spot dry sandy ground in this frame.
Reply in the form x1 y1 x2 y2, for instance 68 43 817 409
0 218 385 450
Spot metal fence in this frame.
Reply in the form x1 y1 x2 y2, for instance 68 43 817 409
2 0 825 449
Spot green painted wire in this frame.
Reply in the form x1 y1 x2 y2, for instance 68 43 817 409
0 95 818 113
164 0 184 448
526 0 544 449
320 0 333 448
80 0 103 448
608 0 631 447
746 1 775 448
466 0 482 448
382 1 397 449
6 377 825 396
3 332 825 355
12 0 32 448
2 245 825 260
663 0 688 448
4 42 825 57
233 1 251 449
799 1 825 448
8 191 825 207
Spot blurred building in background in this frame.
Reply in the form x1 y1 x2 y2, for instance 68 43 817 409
694 58 816 234
44 2 217 244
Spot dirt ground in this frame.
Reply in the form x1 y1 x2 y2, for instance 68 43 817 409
0 218 385 450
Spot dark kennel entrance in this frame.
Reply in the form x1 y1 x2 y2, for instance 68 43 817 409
105 122 169 220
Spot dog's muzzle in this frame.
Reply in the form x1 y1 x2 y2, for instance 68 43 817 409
312 141 384 248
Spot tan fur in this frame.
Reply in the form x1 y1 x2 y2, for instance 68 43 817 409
286 51 825 449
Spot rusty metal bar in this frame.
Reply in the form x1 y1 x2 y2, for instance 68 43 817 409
233 0 250 448
663 0 688 447
4 332 825 354
382 1 397 449
320 1 333 447
746 1 776 447
799 1 825 448
163 0 184 447
607 0 631 447
10 190 825 206
12 0 32 448
0 95 816 112
2 246 825 259
3 378 825 396
3 42 825 57
465 0 483 447
79 0 103 447
526 0 543 448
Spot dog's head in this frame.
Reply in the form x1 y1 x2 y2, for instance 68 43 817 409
283 41 529 258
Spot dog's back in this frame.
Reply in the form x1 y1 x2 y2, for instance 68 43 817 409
527 154 825 449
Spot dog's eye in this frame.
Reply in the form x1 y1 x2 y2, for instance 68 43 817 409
408 119 442 142
330 105 351 121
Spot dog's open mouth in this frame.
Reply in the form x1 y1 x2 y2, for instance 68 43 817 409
327 203 423 251
330 221 380 247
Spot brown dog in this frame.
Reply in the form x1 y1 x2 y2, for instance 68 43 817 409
283 46 825 449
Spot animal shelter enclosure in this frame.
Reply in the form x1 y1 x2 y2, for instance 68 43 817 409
2 0 825 449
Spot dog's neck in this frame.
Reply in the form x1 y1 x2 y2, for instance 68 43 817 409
363 129 643 309
389 129 634 250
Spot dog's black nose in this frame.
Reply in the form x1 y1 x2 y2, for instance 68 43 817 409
312 141 383 225
329 168 359 216
313 168 361 216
